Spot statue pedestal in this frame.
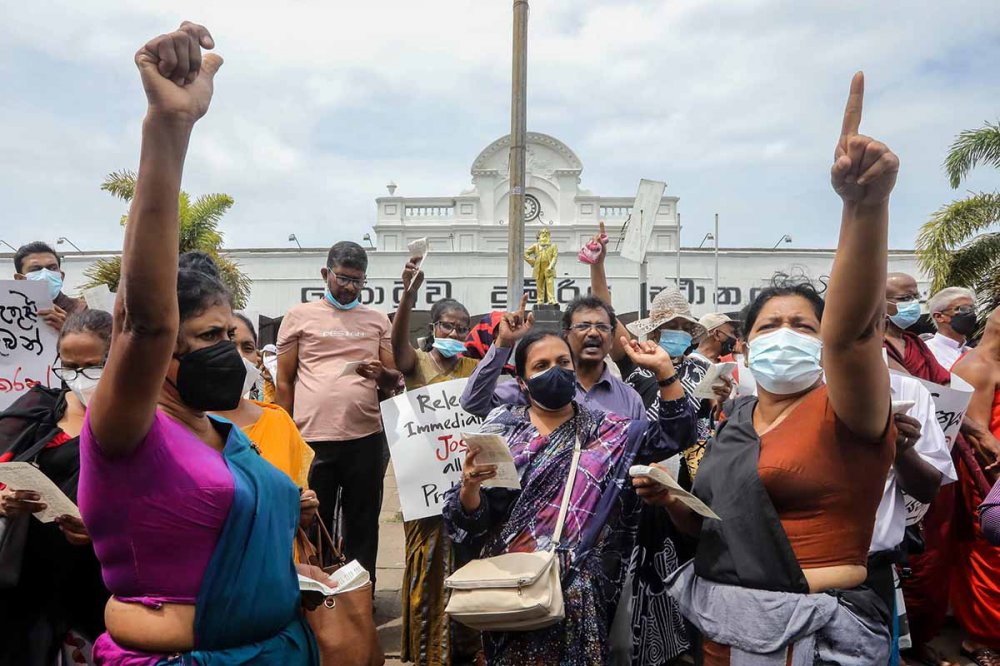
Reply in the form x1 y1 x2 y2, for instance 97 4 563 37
531 304 563 333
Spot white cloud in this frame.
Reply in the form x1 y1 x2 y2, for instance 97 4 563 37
1 0 999 254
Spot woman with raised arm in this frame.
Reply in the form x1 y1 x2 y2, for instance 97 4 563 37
77 24 318 665
0 310 113 665
634 73 899 664
392 258 482 665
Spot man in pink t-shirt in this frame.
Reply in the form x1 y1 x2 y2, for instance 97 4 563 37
277 241 399 587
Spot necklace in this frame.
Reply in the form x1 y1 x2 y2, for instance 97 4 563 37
429 350 456 377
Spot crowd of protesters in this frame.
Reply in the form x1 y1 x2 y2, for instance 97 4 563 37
2 20 1000 666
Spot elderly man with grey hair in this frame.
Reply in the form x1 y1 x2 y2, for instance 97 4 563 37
925 286 977 370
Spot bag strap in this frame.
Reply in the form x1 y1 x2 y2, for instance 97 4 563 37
550 430 583 550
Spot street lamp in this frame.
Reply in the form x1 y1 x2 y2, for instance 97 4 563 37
362 233 375 250
0 240 16 252
57 237 82 251
288 233 302 250
772 234 792 249
698 232 715 248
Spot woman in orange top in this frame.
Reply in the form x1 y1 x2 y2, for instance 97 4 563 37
214 311 318 526
635 73 898 664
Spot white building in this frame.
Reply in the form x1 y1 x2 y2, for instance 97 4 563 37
22 132 927 322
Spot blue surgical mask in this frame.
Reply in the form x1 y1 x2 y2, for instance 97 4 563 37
658 330 693 358
748 328 823 395
432 337 466 358
325 289 360 311
26 268 63 300
889 300 921 330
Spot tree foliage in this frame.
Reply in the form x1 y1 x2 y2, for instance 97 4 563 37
916 122 1000 313
83 171 250 309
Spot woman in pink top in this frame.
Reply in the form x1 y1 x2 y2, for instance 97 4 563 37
77 22 318 665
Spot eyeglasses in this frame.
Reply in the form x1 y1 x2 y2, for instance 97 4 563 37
52 365 104 381
332 273 367 289
567 322 613 334
950 305 975 315
434 321 470 336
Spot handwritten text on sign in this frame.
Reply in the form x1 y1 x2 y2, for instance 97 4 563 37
380 378 485 521
0 281 57 410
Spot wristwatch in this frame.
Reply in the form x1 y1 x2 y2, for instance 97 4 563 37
657 373 679 388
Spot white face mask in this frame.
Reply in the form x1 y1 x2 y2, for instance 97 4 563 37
748 328 823 395
67 374 101 407
241 357 261 399
262 350 278 381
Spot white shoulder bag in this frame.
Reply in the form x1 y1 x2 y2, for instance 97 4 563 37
444 433 582 631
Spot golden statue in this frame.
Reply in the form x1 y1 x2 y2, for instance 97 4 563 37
524 228 559 305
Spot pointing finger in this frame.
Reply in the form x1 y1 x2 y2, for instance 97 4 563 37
518 292 529 315
840 71 864 141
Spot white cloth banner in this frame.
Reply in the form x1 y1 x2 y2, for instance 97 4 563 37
0 280 57 410
900 372 973 525
380 378 486 521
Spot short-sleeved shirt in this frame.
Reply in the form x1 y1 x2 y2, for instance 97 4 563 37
277 300 391 442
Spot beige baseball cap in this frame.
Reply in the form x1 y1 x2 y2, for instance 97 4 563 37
696 313 736 342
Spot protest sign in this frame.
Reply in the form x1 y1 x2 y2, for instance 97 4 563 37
0 280 58 410
381 378 487 521
620 179 666 263
900 373 974 526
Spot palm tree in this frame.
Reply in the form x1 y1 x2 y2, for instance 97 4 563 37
917 121 1000 312
83 170 251 309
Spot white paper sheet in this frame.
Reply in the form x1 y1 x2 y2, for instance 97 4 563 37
692 362 737 400
81 284 115 313
629 463 721 520
0 462 81 523
407 237 430 270
337 360 365 379
461 432 521 489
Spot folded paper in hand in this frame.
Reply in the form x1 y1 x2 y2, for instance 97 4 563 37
693 362 737 400
460 432 521 490
338 360 365 379
0 462 81 523
408 238 429 268
629 463 721 520
298 559 371 596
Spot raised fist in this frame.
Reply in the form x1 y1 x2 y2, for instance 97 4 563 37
831 72 899 207
136 22 222 123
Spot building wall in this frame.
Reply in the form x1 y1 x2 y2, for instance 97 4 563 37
48 247 927 321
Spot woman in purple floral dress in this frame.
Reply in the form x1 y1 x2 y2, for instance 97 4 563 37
443 324 693 666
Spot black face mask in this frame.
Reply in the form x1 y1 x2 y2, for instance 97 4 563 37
719 335 737 356
951 311 977 337
525 366 577 411
173 340 247 411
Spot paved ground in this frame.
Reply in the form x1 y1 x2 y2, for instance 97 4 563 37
373 465 974 666
375 463 407 665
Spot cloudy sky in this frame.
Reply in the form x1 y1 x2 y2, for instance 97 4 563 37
2 0 998 253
